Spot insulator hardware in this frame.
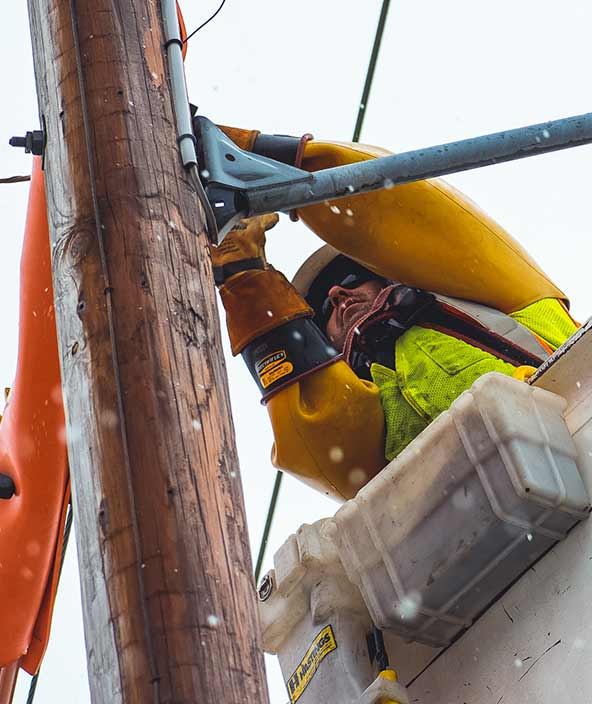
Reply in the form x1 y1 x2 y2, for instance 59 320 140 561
257 572 274 602
9 130 45 156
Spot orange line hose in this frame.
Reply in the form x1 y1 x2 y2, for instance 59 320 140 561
176 1 188 59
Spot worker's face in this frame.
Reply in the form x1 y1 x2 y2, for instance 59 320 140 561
324 279 386 350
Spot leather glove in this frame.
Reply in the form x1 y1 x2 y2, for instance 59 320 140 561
212 214 313 355
211 213 279 285
218 125 261 152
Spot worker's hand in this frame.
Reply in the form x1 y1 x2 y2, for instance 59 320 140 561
210 213 279 285
512 365 537 382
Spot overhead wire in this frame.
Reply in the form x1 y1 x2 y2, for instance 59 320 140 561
352 0 391 143
184 0 227 44
254 471 284 583
0 175 31 184
252 0 392 585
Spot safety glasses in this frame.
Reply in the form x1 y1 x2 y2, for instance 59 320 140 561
319 271 377 328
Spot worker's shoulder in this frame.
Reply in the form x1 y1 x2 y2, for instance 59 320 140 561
510 297 579 351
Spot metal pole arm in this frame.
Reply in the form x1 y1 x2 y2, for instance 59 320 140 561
246 112 592 219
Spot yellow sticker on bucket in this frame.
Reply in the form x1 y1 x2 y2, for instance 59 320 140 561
286 625 337 704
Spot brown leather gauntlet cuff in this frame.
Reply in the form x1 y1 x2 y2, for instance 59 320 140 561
219 268 313 354
218 125 261 152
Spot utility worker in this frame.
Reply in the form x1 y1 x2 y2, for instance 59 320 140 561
211 138 578 503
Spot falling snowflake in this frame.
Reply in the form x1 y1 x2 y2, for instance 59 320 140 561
396 591 422 621
329 446 344 463
348 468 367 486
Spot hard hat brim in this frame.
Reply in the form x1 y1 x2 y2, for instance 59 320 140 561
292 244 341 299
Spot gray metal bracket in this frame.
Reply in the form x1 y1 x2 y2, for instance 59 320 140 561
194 117 313 241
196 111 592 245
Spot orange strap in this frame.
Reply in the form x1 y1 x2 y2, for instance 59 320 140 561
177 1 188 59
0 158 69 674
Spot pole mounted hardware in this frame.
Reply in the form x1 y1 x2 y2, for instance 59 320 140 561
257 572 274 602
194 117 313 242
0 474 15 500
9 130 45 156
195 111 592 245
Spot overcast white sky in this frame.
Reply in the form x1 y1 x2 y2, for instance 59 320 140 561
2 0 591 701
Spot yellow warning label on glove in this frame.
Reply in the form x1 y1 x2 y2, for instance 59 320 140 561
261 361 293 388
256 350 294 389
286 625 337 704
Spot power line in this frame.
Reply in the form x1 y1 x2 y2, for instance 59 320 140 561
0 175 31 184
184 0 227 44
254 471 283 583
353 0 391 143
252 1 392 585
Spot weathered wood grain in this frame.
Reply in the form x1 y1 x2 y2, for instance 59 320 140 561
27 1 269 702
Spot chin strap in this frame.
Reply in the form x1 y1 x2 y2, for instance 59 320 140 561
343 285 548 379
342 284 400 367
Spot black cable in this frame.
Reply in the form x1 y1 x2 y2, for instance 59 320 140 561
254 471 283 583
184 0 227 44
0 175 31 184
352 0 391 143
26 502 73 704
25 673 39 704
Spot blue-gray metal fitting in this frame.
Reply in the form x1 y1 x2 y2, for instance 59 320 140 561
194 117 313 241
197 112 592 244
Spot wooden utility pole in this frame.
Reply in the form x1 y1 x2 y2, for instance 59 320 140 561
27 1 269 702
